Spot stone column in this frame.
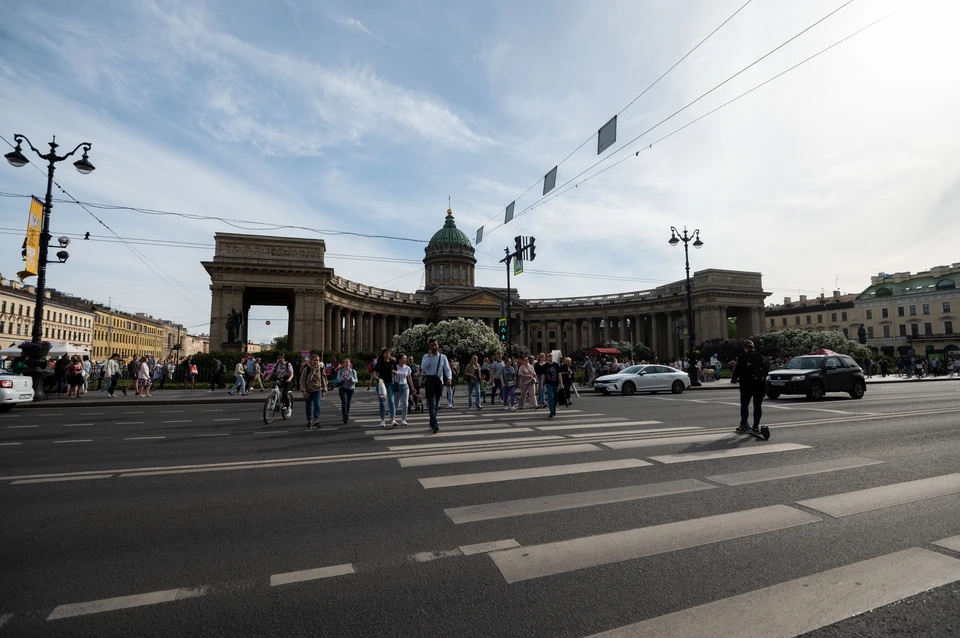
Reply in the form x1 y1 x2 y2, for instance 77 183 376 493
588 318 597 348
330 306 340 352
323 302 332 352
650 313 661 360
618 315 627 342
572 319 581 351
354 311 364 352
209 285 226 346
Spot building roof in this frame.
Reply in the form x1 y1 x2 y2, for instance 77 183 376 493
858 274 957 300
765 294 857 316
428 209 472 248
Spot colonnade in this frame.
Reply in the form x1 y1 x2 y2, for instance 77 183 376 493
322 305 428 354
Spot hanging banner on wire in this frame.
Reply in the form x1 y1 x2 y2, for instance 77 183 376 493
598 115 617 154
504 201 515 224
475 226 483 244
514 257 523 276
543 166 558 195
18 196 43 281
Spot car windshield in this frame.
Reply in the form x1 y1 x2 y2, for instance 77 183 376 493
783 356 823 369
621 365 643 375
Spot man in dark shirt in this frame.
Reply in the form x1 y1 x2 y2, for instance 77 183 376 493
731 340 767 433
541 352 562 418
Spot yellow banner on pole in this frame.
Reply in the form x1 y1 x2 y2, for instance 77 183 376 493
17 197 43 281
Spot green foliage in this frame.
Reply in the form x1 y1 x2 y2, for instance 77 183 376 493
727 317 738 339
273 335 289 350
700 329 871 362
603 341 653 361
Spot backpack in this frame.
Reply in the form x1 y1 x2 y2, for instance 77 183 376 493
367 359 375 374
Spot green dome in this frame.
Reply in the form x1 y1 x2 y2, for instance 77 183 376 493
428 210 472 248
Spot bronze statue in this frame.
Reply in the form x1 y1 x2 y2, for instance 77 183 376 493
226 308 243 343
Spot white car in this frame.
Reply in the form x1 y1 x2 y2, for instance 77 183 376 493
594 364 690 396
0 368 34 411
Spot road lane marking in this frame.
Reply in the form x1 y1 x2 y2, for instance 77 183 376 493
116 422 143 425
490 505 821 583
53 440 92 444
706 457 884 486
602 433 735 450
214 418 240 422
587 548 960 637
63 423 94 427
80 412 104 415
160 410 184 413
459 539 521 555
11 475 112 485
375 428 534 441
47 586 208 620
797 473 960 518
193 433 230 437
387 435 563 452
202 409 224 412
537 420 664 431
446 479 714 524
567 427 703 439
31 413 62 416
254 431 288 434
0 442 22 446
366 422 510 435
649 443 811 464
163 420 192 424
124 436 166 440
122 411 143 414
7 425 38 429
399 444 601 468
269 563 354 586
419 459 652 489
933 535 960 553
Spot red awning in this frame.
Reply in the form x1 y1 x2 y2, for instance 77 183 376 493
586 347 622 356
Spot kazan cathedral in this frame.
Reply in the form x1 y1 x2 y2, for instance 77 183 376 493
203 206 767 357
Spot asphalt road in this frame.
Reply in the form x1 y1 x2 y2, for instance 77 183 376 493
2 380 959 637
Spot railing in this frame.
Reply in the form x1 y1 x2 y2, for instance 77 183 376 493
328 276 426 304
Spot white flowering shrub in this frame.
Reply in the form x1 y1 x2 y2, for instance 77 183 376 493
393 318 502 365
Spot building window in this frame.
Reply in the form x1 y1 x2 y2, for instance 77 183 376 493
909 305 917 316
781 318 787 326
806 315 811 324
453 268 459 280
443 266 449 280
922 304 930 315
910 324 919 337
0 322 4 334
794 316 800 325
16 324 21 335
867 326 874 338
881 308 889 319
897 307 904 317
1 301 5 313
18 304 23 315
26 307 30 317
882 325 891 338
899 324 907 337
865 309 873 320
923 322 933 335
770 319 775 328
841 312 848 322
946 321 954 335
842 328 849 337
944 302 952 313
831 312 837 322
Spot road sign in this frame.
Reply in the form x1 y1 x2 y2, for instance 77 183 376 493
514 257 523 276
498 318 508 342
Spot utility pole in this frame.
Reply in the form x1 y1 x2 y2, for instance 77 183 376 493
500 236 536 357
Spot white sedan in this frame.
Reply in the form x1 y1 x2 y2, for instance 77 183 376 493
594 364 690 396
0 368 34 411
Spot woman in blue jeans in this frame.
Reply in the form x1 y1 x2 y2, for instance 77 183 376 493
336 358 358 424
393 354 414 426
300 353 328 429
464 355 482 409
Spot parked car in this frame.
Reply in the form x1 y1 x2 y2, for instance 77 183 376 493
765 354 866 400
594 364 690 396
0 368 35 411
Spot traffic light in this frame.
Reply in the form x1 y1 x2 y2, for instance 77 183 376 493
514 235 523 255
498 317 508 342
527 236 536 261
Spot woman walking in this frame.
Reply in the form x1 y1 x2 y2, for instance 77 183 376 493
301 353 328 430
137 356 153 397
67 356 84 398
534 352 547 409
464 355 482 410
500 357 517 411
336 358 358 424
394 354 414 426
517 355 537 409
560 357 574 407
228 358 247 396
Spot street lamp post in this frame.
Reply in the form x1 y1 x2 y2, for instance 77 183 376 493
5 134 95 400
669 226 703 388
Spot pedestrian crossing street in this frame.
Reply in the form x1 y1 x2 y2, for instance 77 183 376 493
349 402 960 636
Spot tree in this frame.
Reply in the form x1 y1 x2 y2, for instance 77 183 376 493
392 319 502 366
603 340 652 362
727 317 738 339
272 335 289 350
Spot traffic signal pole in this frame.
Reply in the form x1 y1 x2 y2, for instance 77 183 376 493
501 236 536 357
504 247 513 357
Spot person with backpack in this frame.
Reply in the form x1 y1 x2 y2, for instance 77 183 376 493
335 358 358 424
210 357 225 392
731 340 768 433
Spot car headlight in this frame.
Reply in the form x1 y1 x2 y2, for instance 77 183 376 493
791 375 806 381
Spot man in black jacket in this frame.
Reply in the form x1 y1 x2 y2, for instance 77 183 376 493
731 340 767 433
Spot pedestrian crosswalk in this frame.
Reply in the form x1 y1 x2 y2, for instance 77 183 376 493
369 405 960 636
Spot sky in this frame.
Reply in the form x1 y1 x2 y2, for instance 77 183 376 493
2 0 958 345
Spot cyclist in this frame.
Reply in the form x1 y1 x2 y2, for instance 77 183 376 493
272 353 295 417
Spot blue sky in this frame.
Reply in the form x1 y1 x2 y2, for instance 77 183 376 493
2 0 959 344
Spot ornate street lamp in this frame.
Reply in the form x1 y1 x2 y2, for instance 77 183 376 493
5 134 95 400
669 226 703 387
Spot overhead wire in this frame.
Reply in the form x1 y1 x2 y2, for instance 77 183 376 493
474 0 755 233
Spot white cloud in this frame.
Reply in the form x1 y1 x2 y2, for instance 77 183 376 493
331 15 379 41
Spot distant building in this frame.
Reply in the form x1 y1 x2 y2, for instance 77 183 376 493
763 291 861 340
857 264 959 359
0 274 95 353
92 307 165 361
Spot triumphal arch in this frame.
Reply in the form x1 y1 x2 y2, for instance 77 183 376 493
203 207 770 357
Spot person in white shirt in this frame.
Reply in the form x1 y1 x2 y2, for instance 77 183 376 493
420 338 452 434
137 356 152 398
100 353 121 397
393 354 414 426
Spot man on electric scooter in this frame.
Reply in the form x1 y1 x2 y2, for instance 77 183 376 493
731 340 768 433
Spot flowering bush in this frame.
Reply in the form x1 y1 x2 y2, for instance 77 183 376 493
393 318 502 366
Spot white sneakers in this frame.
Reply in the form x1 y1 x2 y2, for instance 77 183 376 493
380 419 386 428
401 420 408 426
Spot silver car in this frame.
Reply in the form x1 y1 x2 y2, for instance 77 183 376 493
594 364 690 396
0 368 35 411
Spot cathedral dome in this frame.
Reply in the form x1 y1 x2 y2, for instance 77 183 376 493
428 209 472 248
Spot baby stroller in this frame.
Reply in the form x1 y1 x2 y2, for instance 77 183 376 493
410 374 424 413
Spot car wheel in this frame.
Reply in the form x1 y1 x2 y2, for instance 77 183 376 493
806 383 824 401
671 380 684 394
766 390 781 400
849 381 865 399
622 382 635 396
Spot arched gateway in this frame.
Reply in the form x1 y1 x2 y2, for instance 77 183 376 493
203 207 770 356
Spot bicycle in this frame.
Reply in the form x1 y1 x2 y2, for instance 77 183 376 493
263 381 293 424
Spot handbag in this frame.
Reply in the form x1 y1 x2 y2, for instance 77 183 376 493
392 381 400 392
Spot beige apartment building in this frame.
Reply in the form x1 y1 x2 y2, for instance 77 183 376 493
856 264 959 360
92 308 165 361
763 291 862 340
0 275 95 352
